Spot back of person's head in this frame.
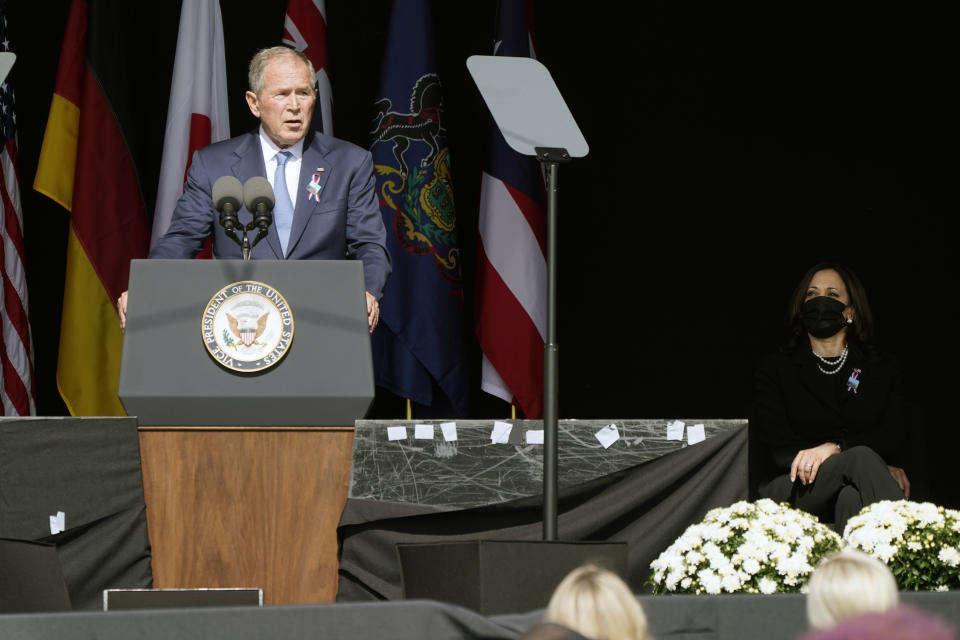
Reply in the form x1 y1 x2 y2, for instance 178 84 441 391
516 622 594 640
544 564 650 640
807 548 899 630
800 606 955 640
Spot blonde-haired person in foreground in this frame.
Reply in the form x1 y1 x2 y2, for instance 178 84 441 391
542 564 651 640
807 548 899 630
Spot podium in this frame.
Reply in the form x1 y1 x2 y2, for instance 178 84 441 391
119 259 374 426
120 259 371 604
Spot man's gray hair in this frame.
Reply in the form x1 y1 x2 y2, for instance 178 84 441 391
247 46 316 96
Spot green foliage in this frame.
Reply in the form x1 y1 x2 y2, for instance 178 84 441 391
844 500 960 591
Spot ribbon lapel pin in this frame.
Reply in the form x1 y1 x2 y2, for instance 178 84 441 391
306 167 325 202
846 368 861 394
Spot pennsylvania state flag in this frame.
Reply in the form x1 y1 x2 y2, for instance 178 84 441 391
370 0 468 416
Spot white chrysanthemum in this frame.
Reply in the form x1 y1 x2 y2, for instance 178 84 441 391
845 522 887 551
697 569 722 595
702 523 732 543
910 502 944 527
776 552 811 580
704 543 727 561
786 521 805 541
768 541 791 563
869 500 899 519
737 544 767 564
936 585 950 592
712 509 732 524
721 572 742 592
742 558 761 575
938 546 960 568
708 554 733 575
874 543 899 563
729 501 753 515
758 577 778 594
673 532 700 554
680 577 692 589
665 571 682 590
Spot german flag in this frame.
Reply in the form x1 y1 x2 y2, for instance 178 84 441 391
34 0 154 415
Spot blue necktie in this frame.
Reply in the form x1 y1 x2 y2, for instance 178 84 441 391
273 151 294 256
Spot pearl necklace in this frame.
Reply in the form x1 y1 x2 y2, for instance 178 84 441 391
812 344 848 375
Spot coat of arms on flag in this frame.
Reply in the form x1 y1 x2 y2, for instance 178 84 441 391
368 0 469 416
371 73 459 294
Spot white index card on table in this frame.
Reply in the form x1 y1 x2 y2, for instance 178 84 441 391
414 424 434 440
387 426 408 441
595 424 620 449
666 420 685 441
440 422 458 441
687 423 706 445
491 421 513 444
526 430 544 444
50 511 65 535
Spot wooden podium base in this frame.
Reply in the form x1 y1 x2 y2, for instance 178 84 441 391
138 426 353 605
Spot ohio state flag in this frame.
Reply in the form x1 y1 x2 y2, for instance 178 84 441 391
282 0 333 135
475 0 548 417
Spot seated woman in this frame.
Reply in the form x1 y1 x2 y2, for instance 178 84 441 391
751 262 909 533
540 564 651 640
807 548 899 630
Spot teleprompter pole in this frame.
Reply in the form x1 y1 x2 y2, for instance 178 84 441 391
536 146 571 541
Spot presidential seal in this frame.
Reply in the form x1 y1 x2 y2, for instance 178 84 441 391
201 281 294 372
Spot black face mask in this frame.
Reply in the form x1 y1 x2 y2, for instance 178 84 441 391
800 296 850 339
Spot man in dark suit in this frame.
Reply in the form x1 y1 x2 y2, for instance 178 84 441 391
119 46 390 332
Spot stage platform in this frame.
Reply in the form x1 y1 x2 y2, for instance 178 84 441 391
1 592 957 640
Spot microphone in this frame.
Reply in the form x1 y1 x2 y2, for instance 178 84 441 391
212 176 243 236
243 176 275 241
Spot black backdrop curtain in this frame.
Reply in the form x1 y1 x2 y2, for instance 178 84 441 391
5 2 958 510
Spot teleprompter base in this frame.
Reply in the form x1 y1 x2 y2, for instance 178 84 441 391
397 540 627 615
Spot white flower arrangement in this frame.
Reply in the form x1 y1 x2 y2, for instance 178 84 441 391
843 500 960 591
649 499 841 594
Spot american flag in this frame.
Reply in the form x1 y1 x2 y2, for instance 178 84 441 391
0 4 36 415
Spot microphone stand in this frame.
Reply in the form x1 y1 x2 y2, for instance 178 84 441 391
221 215 271 262
240 232 252 261
244 207 273 261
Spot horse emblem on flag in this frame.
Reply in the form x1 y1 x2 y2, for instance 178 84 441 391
371 73 461 297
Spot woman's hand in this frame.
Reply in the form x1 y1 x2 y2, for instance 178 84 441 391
887 466 911 499
790 442 841 485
